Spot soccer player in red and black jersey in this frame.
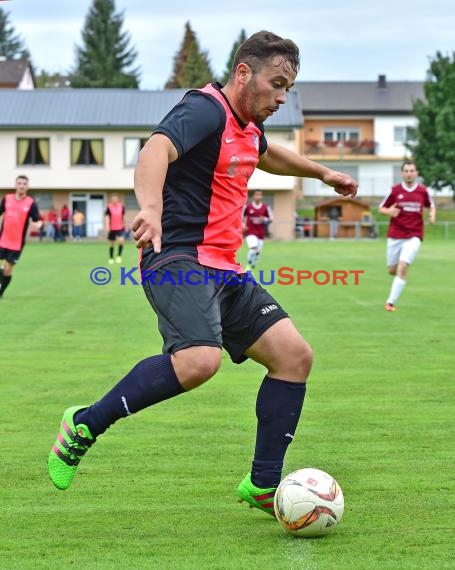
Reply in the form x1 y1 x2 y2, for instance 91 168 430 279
0 175 42 298
49 31 358 511
243 190 272 270
105 194 126 264
379 161 435 312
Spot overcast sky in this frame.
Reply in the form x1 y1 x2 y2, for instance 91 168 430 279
3 0 455 89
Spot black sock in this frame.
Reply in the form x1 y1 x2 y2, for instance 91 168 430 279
251 376 306 488
74 354 185 438
118 244 123 256
0 274 12 296
109 246 114 259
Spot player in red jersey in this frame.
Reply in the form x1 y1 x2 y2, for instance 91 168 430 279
379 161 435 312
0 175 42 299
49 32 358 511
243 190 272 270
105 194 126 264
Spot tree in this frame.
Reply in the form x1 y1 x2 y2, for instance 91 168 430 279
0 7 30 60
409 51 455 196
71 0 140 88
165 22 215 89
36 70 71 88
220 29 247 85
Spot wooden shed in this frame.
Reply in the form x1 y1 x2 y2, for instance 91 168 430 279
314 197 373 238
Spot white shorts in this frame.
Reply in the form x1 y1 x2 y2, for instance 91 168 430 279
387 237 421 267
246 235 264 251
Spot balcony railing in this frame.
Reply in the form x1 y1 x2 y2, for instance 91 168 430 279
304 140 377 156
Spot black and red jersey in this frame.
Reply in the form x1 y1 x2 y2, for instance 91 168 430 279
140 82 268 273
379 183 433 240
105 203 125 231
0 193 40 251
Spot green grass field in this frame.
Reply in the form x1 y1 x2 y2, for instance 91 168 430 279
1 238 454 569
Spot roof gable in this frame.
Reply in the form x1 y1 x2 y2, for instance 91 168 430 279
0 59 33 87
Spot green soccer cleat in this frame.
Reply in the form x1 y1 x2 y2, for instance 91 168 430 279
237 473 276 517
48 406 95 490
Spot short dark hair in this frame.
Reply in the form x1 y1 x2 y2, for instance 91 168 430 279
401 160 416 171
16 174 29 182
231 30 300 78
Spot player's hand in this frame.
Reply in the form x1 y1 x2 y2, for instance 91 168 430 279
322 170 358 198
389 203 400 218
131 206 162 252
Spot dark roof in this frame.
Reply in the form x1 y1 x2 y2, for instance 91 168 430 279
0 87 302 129
0 59 30 86
295 78 424 115
315 197 368 208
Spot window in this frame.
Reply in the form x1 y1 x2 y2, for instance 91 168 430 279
394 126 416 144
30 193 53 210
17 138 50 165
124 137 149 167
124 191 139 210
71 139 104 166
323 128 360 144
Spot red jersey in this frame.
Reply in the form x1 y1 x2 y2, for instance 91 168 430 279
379 183 433 240
0 193 40 251
105 203 125 231
244 202 272 239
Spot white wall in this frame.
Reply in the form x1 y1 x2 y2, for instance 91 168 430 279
17 67 35 90
0 130 136 190
0 128 297 192
374 116 417 157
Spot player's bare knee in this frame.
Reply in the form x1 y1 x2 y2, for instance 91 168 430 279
172 347 221 389
297 340 313 378
274 340 313 381
387 266 397 276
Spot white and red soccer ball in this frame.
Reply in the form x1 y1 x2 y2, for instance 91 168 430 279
274 467 344 537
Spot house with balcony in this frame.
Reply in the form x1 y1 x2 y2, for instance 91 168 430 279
295 75 424 200
0 88 302 240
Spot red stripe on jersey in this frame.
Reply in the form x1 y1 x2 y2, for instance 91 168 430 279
196 84 261 272
0 194 34 251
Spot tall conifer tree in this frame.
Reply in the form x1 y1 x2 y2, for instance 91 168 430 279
220 29 247 85
0 8 30 60
71 0 140 88
165 22 214 88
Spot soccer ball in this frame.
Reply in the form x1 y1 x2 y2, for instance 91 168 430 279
274 467 344 537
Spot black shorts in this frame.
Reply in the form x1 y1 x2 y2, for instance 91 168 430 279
108 229 124 241
142 259 288 364
0 248 22 264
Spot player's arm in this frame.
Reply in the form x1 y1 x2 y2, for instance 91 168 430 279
258 142 357 198
132 133 178 251
104 208 111 235
30 202 43 229
379 205 400 217
428 203 436 224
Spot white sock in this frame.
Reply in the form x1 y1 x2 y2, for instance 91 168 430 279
387 276 406 305
247 250 256 266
